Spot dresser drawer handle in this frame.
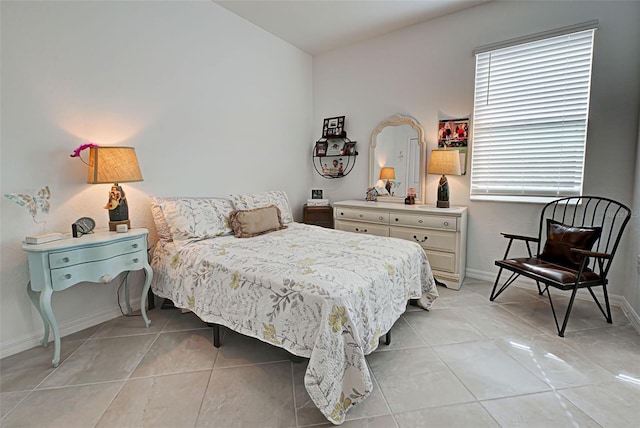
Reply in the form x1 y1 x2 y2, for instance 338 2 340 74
395 218 399 222
359 214 364 218
62 257 70 263
413 235 428 243
379 216 384 220
64 273 72 279
443 221 449 226
132 258 139 263
355 228 367 233
418 219 423 224
132 243 139 249
340 212 344 216
100 274 112 283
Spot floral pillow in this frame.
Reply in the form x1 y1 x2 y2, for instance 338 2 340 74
152 197 235 241
230 191 293 224
149 198 173 242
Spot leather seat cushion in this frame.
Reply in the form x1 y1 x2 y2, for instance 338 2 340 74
497 257 600 284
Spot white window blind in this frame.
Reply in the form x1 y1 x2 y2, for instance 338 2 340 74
470 28 596 201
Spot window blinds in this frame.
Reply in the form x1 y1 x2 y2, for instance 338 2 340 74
470 28 596 200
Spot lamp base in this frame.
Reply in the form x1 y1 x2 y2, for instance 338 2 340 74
437 200 450 208
109 220 130 232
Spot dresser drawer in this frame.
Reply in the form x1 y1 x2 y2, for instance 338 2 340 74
50 250 146 291
335 220 389 237
424 249 456 273
49 236 146 268
390 213 457 231
335 208 389 224
389 227 456 252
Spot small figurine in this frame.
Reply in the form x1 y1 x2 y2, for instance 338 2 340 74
366 187 378 202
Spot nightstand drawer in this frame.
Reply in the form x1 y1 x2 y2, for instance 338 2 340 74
389 227 456 252
424 249 456 273
335 220 389 237
335 208 389 224
50 250 146 291
390 214 457 231
49 236 146 268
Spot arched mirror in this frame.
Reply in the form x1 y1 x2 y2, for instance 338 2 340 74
370 114 427 204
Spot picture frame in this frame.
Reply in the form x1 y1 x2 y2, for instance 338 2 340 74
311 189 323 199
322 116 346 138
342 141 357 155
315 141 328 156
438 117 470 174
326 139 343 156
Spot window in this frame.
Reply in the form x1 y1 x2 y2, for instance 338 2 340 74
470 23 597 202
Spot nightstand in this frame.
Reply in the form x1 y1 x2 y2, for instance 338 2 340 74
303 204 334 228
22 228 153 367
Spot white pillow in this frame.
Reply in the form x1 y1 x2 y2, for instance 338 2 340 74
154 197 235 240
149 197 173 242
230 191 293 224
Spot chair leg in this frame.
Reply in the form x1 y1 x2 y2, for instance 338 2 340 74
558 286 580 337
384 331 391 345
587 286 613 324
490 268 519 301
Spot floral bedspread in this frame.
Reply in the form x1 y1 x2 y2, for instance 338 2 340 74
150 222 437 424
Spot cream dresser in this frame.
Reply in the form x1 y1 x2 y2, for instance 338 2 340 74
334 200 467 289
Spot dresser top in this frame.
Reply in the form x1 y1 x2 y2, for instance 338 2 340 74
22 228 149 252
334 200 467 215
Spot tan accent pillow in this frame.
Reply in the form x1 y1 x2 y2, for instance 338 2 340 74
229 205 286 238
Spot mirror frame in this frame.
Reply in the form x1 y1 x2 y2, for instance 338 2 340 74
370 114 427 204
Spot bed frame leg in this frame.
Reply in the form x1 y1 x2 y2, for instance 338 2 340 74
207 323 221 348
384 331 391 345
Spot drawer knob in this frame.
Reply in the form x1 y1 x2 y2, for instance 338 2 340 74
395 218 399 222
64 273 72 279
340 212 344 216
359 214 363 218
132 243 139 249
133 258 139 263
444 221 449 226
418 219 423 224
100 274 112 283
413 235 428 243
62 257 70 263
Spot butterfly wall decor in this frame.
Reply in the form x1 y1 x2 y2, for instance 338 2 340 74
4 186 51 222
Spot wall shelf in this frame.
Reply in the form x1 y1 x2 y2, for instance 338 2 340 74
312 138 358 179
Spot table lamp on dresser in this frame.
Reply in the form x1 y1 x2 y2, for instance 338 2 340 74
86 146 143 231
428 149 461 208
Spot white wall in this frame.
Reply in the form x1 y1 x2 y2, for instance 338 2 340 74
0 1 313 357
313 1 640 301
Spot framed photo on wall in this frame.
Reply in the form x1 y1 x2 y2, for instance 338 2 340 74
315 141 328 156
438 116 470 174
342 141 357 155
322 116 346 138
326 140 344 156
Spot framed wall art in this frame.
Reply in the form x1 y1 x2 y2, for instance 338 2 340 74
322 116 346 138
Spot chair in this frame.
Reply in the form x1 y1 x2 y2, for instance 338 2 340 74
490 196 631 337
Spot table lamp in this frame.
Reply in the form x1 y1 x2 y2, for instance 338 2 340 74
87 146 143 231
379 167 396 194
428 149 461 208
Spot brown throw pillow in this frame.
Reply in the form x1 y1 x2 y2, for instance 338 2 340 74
229 205 286 238
539 219 601 268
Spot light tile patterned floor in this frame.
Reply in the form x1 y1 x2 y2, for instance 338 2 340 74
2 278 640 427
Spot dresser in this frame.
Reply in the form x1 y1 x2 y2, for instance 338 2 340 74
303 204 334 228
334 200 467 289
23 229 153 367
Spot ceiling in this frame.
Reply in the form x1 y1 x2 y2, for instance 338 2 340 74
214 1 489 55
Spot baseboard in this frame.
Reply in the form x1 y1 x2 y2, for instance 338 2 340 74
621 298 640 333
0 297 142 359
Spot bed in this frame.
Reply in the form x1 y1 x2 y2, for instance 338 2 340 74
149 192 437 424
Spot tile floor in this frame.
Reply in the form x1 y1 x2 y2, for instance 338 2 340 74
2 278 639 427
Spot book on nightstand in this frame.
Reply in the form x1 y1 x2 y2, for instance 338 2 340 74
306 199 330 206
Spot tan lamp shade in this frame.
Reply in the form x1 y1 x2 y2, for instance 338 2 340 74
428 149 462 176
379 167 396 180
87 146 143 184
